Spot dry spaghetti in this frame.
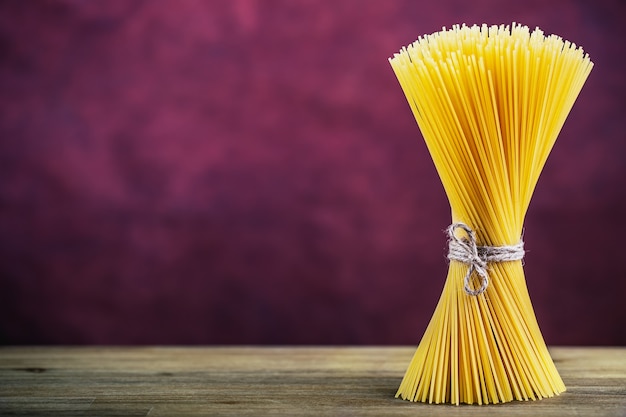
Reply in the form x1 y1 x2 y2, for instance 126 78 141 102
389 23 592 405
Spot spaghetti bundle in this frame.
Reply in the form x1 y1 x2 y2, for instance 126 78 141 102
389 23 592 405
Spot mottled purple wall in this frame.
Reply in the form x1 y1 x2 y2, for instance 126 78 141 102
1 0 624 345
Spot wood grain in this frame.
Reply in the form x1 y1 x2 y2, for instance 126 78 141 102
0 347 624 416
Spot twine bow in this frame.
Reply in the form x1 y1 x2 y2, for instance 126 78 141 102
447 223 525 296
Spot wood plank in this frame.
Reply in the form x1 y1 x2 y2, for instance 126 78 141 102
0 347 624 416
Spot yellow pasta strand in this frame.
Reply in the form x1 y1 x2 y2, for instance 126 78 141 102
390 23 592 405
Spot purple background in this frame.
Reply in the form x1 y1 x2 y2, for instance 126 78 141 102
1 0 624 345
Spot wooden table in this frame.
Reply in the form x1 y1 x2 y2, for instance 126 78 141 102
0 346 624 416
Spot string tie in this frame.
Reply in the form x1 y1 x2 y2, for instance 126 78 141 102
447 222 525 296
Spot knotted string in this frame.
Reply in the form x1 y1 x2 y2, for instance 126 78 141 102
447 223 525 296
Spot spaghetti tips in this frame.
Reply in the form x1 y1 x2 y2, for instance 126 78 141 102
389 23 592 405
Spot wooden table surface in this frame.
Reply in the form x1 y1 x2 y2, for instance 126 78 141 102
0 346 624 416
